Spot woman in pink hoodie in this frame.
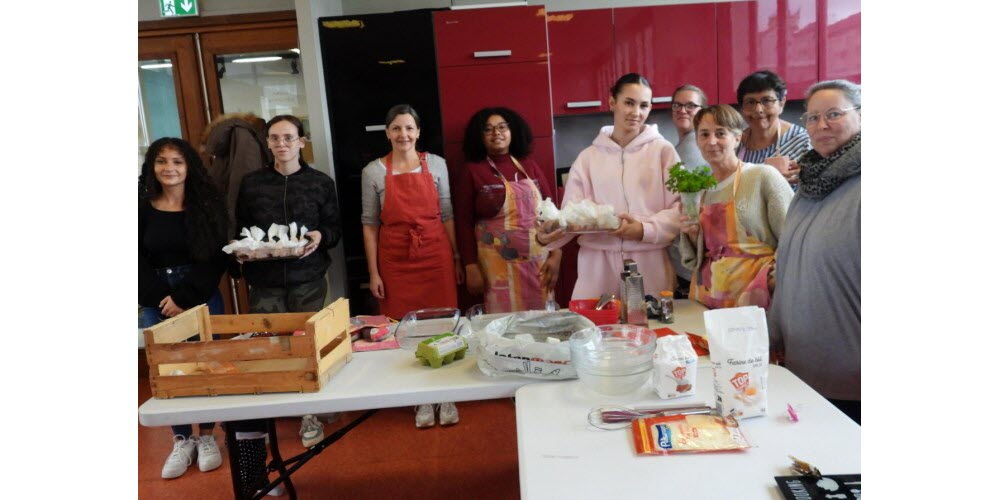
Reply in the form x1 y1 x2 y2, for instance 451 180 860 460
537 73 682 299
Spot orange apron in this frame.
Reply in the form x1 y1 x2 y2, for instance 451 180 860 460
377 152 457 319
475 156 547 312
689 165 775 309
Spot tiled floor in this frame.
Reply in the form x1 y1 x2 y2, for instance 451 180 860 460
138 378 521 499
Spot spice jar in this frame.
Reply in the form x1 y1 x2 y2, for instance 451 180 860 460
659 291 674 323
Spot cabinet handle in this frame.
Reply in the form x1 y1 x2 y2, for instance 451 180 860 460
651 96 673 104
365 125 386 132
473 50 513 58
566 101 602 109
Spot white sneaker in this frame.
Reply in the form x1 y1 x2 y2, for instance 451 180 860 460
438 402 460 426
161 435 197 479
299 415 324 448
196 435 223 472
415 404 435 428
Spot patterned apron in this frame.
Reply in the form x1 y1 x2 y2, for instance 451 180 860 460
377 152 457 319
689 165 775 309
475 156 548 312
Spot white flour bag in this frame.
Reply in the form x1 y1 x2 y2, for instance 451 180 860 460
704 306 769 420
652 335 698 399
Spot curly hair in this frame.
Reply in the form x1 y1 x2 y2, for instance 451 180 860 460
462 107 534 162
139 137 228 262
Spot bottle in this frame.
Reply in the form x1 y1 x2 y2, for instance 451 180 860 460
659 290 674 323
619 259 648 326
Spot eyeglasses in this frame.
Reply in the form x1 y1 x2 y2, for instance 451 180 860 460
483 122 509 135
267 135 301 145
671 102 702 112
741 97 780 111
799 106 860 127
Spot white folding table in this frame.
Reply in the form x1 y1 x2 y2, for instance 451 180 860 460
515 365 861 499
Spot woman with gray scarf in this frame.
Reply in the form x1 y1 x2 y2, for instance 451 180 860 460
768 80 861 424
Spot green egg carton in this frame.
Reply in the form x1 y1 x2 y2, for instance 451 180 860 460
415 332 468 368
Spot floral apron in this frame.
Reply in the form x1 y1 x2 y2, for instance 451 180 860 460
475 156 547 312
377 152 457 319
689 165 775 309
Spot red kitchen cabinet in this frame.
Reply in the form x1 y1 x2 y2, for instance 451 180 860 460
434 6 548 67
612 4 720 107
717 0 819 104
547 9 615 116
818 0 861 83
437 61 553 144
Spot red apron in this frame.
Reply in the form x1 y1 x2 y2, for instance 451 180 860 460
475 156 547 312
689 165 775 309
377 153 457 319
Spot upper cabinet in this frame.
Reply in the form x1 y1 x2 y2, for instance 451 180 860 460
718 0 819 104
613 3 720 108
547 9 615 116
433 6 549 67
818 0 861 83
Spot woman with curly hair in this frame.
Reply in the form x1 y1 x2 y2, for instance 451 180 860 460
138 137 228 479
454 107 560 312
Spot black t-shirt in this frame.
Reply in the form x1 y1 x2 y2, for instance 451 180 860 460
141 208 190 268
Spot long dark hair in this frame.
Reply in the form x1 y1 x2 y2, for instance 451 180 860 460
139 137 227 261
462 107 533 162
265 114 310 169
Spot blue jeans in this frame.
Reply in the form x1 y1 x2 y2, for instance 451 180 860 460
139 264 223 436
139 264 225 328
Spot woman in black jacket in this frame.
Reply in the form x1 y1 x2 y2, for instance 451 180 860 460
138 137 228 479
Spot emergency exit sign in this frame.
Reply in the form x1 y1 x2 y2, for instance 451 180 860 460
159 0 199 18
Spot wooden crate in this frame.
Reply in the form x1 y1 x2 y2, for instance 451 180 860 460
143 298 353 398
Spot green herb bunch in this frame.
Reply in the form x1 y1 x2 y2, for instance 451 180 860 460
665 162 717 193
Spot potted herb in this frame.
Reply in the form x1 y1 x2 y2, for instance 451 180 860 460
665 162 717 225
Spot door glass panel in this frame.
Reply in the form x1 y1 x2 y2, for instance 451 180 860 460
138 58 183 169
215 49 312 162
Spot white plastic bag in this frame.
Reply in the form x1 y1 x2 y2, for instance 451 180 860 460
476 311 595 379
704 306 769 420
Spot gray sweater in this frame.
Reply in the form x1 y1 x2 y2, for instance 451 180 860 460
768 175 860 401
360 153 453 226
668 131 707 281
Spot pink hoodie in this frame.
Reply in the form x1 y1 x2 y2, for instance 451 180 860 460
553 124 683 298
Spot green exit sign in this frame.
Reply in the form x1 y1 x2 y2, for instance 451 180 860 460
159 0 199 18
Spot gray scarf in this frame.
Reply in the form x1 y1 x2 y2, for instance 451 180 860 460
797 133 861 200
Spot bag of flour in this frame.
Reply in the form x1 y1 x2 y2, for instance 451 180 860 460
652 335 698 399
704 306 768 420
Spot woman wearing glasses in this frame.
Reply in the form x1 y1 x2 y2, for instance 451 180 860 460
668 84 709 297
235 115 341 314
735 70 812 186
454 107 560 312
536 73 683 299
678 104 793 309
768 80 861 424
139 137 227 479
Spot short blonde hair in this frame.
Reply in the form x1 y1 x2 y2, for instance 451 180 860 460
693 104 745 134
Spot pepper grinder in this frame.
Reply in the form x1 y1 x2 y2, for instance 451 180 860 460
619 259 648 326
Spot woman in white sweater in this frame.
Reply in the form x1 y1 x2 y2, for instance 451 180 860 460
679 104 793 309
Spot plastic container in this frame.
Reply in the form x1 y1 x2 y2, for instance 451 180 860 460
659 291 674 323
569 298 621 326
394 307 461 350
569 324 657 395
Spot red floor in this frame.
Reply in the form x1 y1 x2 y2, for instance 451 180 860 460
138 378 521 499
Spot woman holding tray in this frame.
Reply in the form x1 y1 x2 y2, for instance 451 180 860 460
678 104 793 309
361 104 463 428
138 137 227 479
234 114 342 462
535 73 683 299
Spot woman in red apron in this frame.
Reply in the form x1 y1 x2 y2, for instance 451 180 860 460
679 104 793 309
360 104 463 428
455 107 560 312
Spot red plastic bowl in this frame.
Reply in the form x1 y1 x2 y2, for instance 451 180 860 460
569 298 621 326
